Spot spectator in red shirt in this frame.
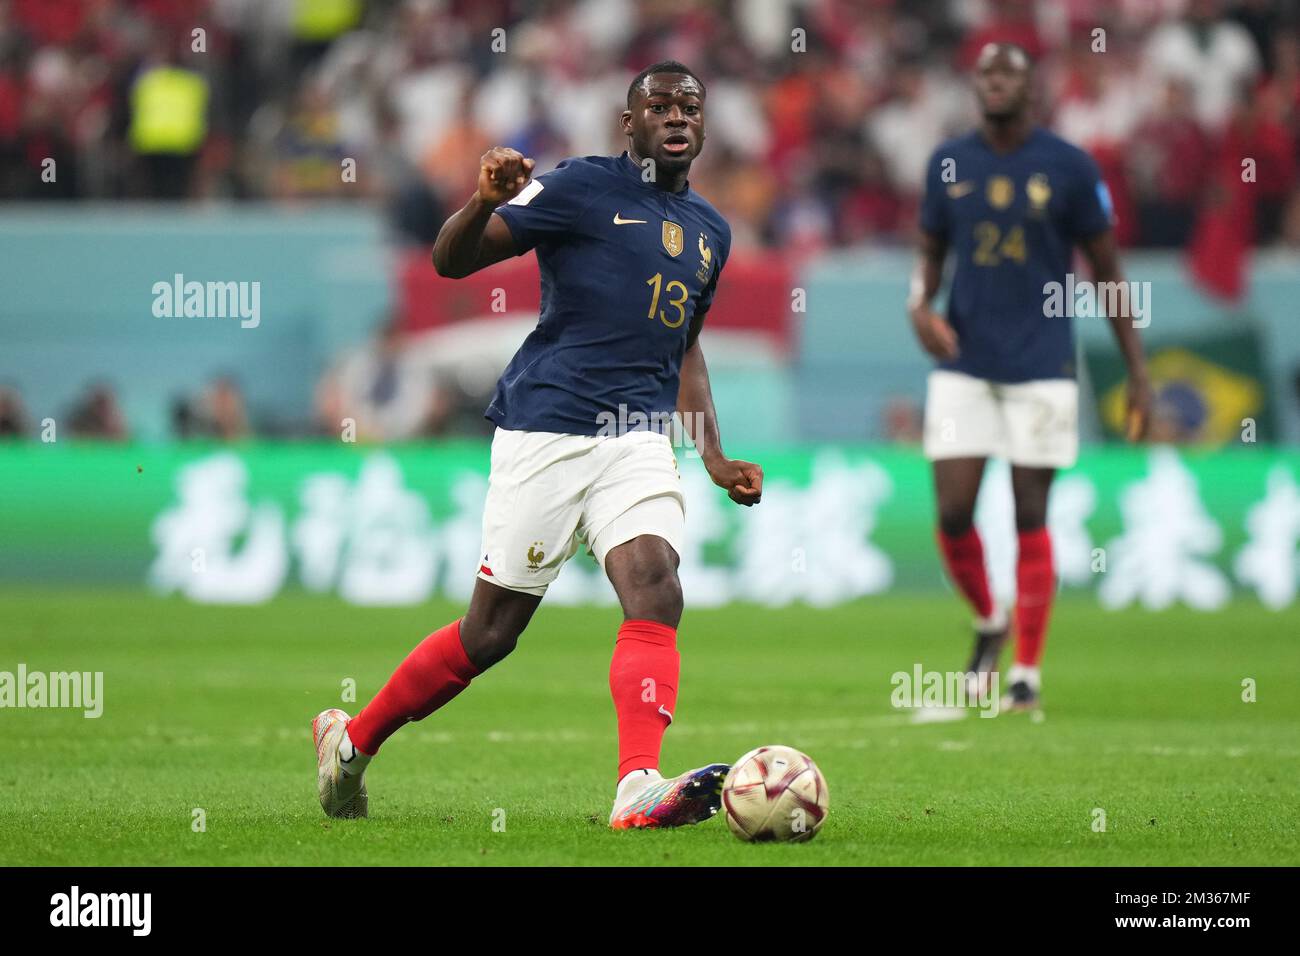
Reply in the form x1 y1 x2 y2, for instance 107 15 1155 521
1129 78 1212 247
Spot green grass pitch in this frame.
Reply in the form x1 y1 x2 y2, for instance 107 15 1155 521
2 589 1296 866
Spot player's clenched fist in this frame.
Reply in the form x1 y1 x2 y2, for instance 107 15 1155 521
477 147 536 206
909 304 960 362
1125 376 1154 442
708 457 764 507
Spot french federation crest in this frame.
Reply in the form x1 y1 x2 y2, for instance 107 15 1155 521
526 541 545 571
696 233 712 282
662 220 684 257
1026 173 1051 212
986 175 1015 210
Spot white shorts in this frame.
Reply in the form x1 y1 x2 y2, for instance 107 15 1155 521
477 427 685 596
923 369 1078 469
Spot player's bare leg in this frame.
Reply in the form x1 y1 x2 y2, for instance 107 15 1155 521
312 577 541 818
459 577 544 670
1006 465 1056 712
932 457 1007 698
603 533 727 829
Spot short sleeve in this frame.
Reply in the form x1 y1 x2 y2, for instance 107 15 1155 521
1064 152 1115 241
492 160 590 255
919 148 950 238
694 224 731 318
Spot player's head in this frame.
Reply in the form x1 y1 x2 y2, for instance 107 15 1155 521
972 42 1032 122
622 61 706 175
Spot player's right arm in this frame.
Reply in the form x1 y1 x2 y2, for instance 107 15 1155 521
431 147 535 279
908 149 959 361
907 229 959 361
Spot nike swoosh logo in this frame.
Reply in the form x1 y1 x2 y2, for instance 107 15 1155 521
947 181 975 198
658 705 674 724
613 213 647 225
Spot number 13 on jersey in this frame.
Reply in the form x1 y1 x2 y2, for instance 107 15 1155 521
646 273 689 329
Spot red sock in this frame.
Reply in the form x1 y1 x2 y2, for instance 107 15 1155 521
347 619 479 756
937 527 995 619
609 619 679 782
1014 528 1055 667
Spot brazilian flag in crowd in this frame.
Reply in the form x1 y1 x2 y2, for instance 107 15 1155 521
1086 328 1273 445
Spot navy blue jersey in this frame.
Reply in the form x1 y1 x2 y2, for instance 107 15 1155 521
920 127 1114 383
488 152 731 435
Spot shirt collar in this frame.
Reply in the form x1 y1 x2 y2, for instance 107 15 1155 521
619 150 691 196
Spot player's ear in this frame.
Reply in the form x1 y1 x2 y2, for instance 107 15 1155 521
620 109 633 135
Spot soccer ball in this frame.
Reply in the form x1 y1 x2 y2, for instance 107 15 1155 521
721 745 829 842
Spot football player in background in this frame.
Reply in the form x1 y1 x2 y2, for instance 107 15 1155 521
312 62 764 827
908 43 1151 710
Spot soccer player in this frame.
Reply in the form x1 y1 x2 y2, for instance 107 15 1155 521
908 43 1151 710
312 62 764 827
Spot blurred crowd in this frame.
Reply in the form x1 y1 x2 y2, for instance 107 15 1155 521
0 375 258 441
6 350 1300 445
0 314 490 442
3 0 1300 252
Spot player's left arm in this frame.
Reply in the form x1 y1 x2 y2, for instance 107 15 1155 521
1078 229 1153 441
677 279 762 507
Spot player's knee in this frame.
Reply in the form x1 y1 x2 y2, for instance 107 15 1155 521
625 563 683 626
938 508 975 538
459 619 521 670
1014 505 1048 532
656 571 685 624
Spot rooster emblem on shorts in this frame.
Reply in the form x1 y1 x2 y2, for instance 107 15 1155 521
526 542 545 570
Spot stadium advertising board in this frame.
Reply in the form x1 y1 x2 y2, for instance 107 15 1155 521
3 444 1296 611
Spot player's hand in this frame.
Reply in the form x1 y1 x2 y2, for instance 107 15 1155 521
1125 374 1153 442
708 457 763 507
477 147 536 207
909 306 959 362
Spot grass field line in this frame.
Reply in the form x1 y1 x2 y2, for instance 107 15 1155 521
349 713 916 748
15 717 1294 764
25 713 1277 762
51 713 914 750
